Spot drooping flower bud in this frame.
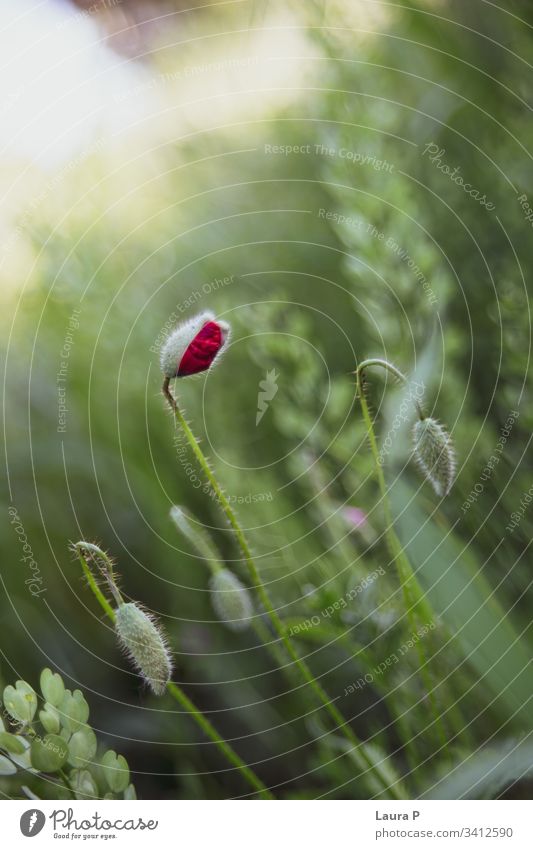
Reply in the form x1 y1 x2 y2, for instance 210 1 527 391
115 603 172 695
209 569 253 632
412 417 456 497
160 311 230 379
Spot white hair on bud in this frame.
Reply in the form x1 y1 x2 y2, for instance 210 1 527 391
160 311 215 378
115 603 172 695
413 417 456 497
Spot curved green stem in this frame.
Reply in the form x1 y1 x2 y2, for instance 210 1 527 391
357 359 425 420
354 366 433 620
163 379 404 799
355 365 446 749
74 543 118 619
74 542 123 607
73 542 273 800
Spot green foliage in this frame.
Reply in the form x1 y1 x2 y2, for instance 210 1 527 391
0 670 135 800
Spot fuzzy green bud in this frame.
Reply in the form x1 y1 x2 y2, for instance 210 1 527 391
209 569 253 632
115 602 172 696
413 417 456 497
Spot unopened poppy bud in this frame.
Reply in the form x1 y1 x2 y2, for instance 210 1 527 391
209 569 253 632
160 311 230 378
115 603 172 695
413 417 456 497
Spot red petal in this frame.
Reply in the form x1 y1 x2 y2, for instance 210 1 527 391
178 320 223 376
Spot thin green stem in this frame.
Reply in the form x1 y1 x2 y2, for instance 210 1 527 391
166 683 274 800
74 542 123 607
73 542 273 800
355 366 446 749
169 506 309 699
354 369 433 621
163 378 404 799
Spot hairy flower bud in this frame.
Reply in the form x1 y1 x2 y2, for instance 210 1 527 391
413 417 456 497
209 569 253 632
160 311 230 379
115 603 172 695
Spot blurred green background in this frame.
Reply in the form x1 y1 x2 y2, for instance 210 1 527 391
1 0 532 799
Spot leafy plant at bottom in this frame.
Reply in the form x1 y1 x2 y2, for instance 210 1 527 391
0 668 135 800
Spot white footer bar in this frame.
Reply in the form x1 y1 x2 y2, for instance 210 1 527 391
3 799 531 848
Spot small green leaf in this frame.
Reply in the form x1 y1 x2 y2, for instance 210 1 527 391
68 726 97 769
59 689 89 732
69 768 99 800
39 703 61 734
40 669 65 707
30 733 69 773
0 754 17 775
3 681 38 724
101 750 130 793
0 731 26 755
123 783 137 800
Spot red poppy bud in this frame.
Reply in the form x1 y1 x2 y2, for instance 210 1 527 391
160 311 230 379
